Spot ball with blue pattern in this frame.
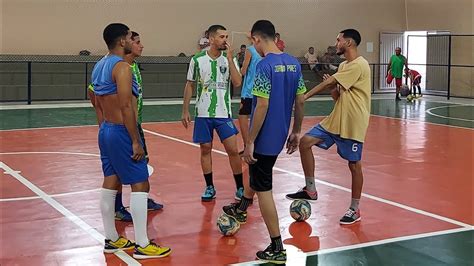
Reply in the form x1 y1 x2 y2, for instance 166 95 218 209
290 199 311 221
217 213 240 236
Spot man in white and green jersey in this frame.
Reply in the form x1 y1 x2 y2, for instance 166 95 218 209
181 25 244 201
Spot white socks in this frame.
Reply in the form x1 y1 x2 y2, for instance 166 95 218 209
130 192 149 248
100 188 119 241
350 198 360 210
305 177 317 193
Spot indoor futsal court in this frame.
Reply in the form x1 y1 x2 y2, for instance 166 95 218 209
1 0 473 266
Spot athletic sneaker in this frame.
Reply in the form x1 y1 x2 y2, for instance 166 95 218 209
339 208 361 225
115 207 133 222
104 236 135 253
235 187 244 201
133 241 171 259
201 185 216 201
256 244 286 264
147 198 164 211
285 187 318 202
222 203 247 224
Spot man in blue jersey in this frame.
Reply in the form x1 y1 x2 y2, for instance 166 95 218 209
88 31 163 222
91 23 170 259
226 20 306 264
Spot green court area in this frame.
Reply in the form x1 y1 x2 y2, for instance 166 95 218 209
1 99 473 130
255 230 473 266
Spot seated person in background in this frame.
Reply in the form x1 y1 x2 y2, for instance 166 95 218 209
316 46 342 73
304 47 318 71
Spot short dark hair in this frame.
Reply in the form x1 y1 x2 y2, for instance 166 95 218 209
240 44 247 49
131 31 139 40
340 29 361 46
251 20 276 40
103 23 129 50
207 25 227 37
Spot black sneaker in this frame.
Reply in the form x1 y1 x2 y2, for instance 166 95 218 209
339 208 361 225
285 186 318 202
396 97 402 101
256 244 286 264
222 203 247 224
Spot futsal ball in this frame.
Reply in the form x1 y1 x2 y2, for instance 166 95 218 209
217 213 240 236
406 94 414 102
400 85 410 97
289 200 311 222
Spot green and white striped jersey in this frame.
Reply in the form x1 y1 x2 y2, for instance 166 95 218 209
187 51 239 118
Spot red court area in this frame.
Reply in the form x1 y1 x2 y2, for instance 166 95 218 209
1 116 472 265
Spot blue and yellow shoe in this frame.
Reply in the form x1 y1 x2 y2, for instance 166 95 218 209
201 185 216 201
234 187 244 201
133 241 171 259
147 198 164 211
104 236 135 253
115 207 133 222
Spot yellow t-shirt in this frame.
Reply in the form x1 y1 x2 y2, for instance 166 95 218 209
320 56 371 143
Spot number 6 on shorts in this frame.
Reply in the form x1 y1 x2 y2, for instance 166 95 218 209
352 143 358 152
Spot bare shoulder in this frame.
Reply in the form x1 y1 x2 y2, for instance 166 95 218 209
112 61 131 77
114 61 130 70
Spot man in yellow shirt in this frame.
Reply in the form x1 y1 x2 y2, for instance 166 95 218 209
286 29 371 225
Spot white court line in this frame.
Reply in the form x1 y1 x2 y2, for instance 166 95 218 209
0 151 100 157
0 113 469 133
426 105 474 122
231 227 473 265
0 151 154 202
1 98 473 132
143 128 473 229
0 94 468 110
0 195 41 202
0 99 243 110
0 120 186 132
370 114 474 131
0 162 140 265
0 188 101 202
0 124 97 132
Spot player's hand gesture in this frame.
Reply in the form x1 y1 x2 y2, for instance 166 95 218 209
286 133 299 154
243 143 257 164
323 74 331 81
225 43 233 59
181 111 191 129
131 142 145 161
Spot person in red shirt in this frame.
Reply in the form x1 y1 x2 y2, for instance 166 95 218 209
275 33 285 51
405 68 422 97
